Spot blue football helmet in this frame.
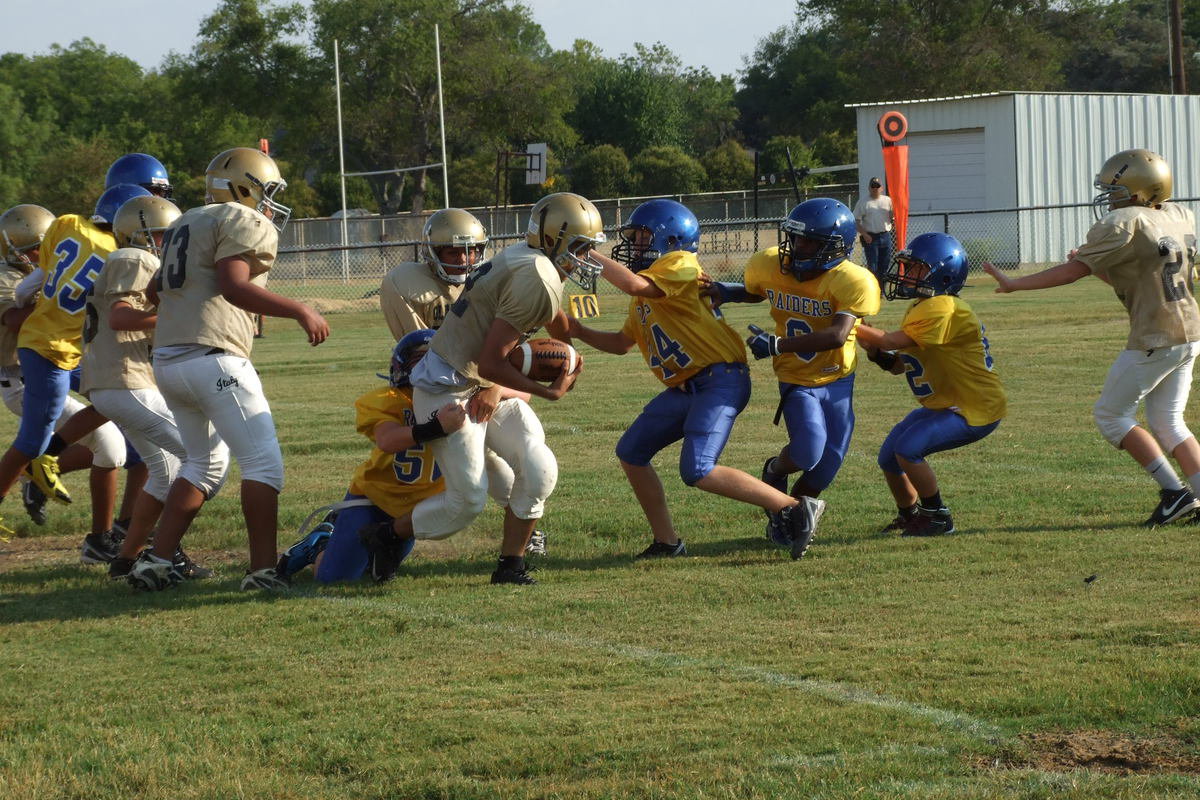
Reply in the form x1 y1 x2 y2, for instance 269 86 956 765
92 184 152 226
883 232 968 300
778 198 856 278
106 153 173 198
611 198 700 271
389 329 436 388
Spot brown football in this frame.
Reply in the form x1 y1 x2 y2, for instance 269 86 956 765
507 338 583 382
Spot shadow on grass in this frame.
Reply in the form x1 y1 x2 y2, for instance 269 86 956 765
0 563 297 624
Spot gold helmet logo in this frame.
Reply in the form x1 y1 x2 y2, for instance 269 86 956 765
422 208 487 285
205 147 291 230
1093 148 1172 218
113 196 182 256
0 204 56 273
526 192 606 290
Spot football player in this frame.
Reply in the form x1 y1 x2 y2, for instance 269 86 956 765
380 207 487 337
983 149 1200 527
378 208 549 555
106 153 173 199
127 147 329 592
276 331 467 583
0 187 148 558
570 199 814 559
706 198 880 557
857 233 1006 535
80 194 211 579
402 192 596 585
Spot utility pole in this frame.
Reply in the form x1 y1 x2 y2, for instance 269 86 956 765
1169 0 1187 94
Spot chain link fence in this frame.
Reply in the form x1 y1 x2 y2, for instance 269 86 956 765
272 195 1200 314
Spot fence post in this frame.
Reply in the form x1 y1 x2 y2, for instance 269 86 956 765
943 214 949 234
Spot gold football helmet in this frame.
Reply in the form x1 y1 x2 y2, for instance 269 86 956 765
525 192 606 290
422 208 488 285
0 204 55 273
1093 148 1172 217
113 196 182 255
205 147 291 230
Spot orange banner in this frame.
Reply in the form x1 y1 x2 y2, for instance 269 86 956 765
882 145 909 249
877 110 910 249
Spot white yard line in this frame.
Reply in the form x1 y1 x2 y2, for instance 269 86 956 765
311 591 1004 743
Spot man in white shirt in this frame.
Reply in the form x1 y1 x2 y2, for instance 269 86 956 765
853 177 895 279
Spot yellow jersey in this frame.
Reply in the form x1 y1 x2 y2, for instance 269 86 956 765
744 247 880 386
619 251 746 387
19 215 117 369
898 295 1007 426
349 386 445 518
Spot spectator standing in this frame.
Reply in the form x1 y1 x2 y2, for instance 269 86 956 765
854 177 895 280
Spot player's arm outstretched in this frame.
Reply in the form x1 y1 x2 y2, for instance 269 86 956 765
744 313 859 360
565 314 637 355
374 400 468 453
982 258 1091 293
855 324 911 375
216 255 330 345
589 251 665 298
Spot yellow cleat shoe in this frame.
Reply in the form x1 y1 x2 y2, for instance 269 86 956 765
25 454 71 505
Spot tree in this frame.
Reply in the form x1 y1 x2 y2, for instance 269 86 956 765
630 146 707 196
701 140 753 192
311 0 575 214
736 1 1068 147
570 44 689 155
571 145 630 199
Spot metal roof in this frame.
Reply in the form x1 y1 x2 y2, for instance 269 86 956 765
845 91 1187 108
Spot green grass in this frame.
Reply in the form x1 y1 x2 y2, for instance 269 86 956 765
2 279 1199 799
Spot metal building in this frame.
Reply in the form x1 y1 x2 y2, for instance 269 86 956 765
848 92 1200 266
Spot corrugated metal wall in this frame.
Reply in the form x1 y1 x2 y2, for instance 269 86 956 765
1015 93 1200 263
854 93 1200 266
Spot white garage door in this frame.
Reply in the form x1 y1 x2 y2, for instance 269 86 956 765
906 129 986 212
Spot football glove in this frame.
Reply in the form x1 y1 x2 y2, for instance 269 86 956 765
746 324 782 360
867 347 899 371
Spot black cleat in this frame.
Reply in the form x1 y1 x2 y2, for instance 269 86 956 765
358 521 413 583
80 529 122 564
1143 487 1199 527
21 480 48 526
902 506 956 537
174 548 213 580
635 539 687 559
108 555 136 580
789 497 825 560
490 562 537 585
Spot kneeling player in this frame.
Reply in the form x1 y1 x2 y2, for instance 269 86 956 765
857 233 1006 535
276 331 467 583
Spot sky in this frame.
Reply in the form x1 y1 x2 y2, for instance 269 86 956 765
4 0 799 81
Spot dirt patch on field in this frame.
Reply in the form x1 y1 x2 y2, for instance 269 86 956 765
988 730 1200 775
0 534 241 575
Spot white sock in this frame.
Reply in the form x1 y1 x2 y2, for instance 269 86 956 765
1187 472 1200 498
1145 456 1184 490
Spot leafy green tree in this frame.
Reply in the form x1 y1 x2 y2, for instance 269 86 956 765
701 140 753 191
570 44 689 155
630 146 707 196
311 0 575 214
1054 0 1198 92
571 144 630 199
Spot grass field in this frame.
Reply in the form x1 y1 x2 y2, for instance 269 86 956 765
2 277 1199 799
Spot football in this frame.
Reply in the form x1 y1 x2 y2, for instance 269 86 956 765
508 338 583 382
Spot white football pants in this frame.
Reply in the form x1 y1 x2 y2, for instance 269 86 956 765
411 387 557 540
1094 341 1200 451
89 388 185 503
154 354 272 496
